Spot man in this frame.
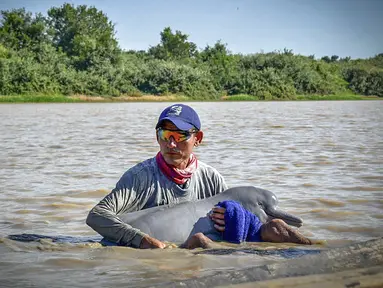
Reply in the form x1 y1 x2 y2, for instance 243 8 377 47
86 104 228 248
86 104 312 249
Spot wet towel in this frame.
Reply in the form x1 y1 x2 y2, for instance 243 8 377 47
216 200 263 244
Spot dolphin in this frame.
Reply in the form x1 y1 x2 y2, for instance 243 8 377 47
114 186 303 244
7 186 303 246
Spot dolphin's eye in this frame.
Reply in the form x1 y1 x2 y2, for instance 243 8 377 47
258 202 263 207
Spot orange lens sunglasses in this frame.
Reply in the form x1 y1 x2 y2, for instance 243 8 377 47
157 128 195 143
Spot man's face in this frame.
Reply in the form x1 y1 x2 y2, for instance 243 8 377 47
156 120 203 168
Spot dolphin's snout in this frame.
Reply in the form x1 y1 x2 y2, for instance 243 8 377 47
266 208 303 227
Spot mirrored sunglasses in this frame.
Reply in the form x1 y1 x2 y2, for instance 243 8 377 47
157 128 196 143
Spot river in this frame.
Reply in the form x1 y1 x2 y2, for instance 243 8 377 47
0 101 382 287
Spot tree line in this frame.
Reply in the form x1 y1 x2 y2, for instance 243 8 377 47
0 3 382 100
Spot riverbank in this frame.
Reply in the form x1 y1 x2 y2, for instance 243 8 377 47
0 93 380 103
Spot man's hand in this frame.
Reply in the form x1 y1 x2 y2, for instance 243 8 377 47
139 235 166 249
209 206 226 232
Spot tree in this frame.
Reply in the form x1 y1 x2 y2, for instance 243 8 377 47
339 56 351 62
282 48 294 56
199 40 230 62
331 55 339 62
0 8 48 50
148 27 197 60
47 3 120 70
321 56 331 63
198 41 240 93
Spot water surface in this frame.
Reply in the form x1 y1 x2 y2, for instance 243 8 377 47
0 101 382 287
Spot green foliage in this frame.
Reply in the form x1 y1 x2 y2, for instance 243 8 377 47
0 4 382 100
0 94 81 103
47 3 120 70
343 67 383 96
226 67 296 100
0 8 48 50
137 59 218 99
148 27 197 61
224 94 260 101
198 41 241 94
295 94 367 100
338 54 383 97
0 44 10 58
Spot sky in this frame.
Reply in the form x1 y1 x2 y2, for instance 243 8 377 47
0 0 382 59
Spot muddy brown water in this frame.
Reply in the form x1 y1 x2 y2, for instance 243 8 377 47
0 101 382 287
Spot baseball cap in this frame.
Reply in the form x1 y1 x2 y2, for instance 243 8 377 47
155 104 201 131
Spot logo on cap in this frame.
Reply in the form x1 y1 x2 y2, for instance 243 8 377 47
166 105 183 116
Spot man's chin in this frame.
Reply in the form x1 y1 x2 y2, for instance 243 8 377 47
163 155 182 166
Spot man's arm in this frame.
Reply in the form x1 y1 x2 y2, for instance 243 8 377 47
86 172 165 248
86 187 145 247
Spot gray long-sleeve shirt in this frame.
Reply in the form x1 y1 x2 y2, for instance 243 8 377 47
86 156 228 247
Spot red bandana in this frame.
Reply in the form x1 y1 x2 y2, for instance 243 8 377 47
156 152 198 184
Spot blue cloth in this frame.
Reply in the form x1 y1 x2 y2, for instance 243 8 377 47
216 200 263 244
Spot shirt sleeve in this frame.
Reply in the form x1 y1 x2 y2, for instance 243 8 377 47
213 168 229 195
86 170 149 248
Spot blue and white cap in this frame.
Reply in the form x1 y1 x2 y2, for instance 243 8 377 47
155 104 201 131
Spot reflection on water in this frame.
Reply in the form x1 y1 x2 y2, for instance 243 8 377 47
0 101 382 287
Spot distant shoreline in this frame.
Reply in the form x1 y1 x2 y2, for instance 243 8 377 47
0 94 380 103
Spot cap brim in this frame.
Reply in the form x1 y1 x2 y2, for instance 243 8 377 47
156 117 195 131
